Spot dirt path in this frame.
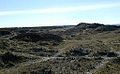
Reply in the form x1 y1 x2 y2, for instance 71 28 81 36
85 59 109 74
11 52 42 58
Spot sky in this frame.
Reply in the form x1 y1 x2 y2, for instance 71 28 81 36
0 0 120 27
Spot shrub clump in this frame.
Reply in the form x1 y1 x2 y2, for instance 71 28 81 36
0 30 11 36
10 33 63 43
0 52 27 68
66 47 91 56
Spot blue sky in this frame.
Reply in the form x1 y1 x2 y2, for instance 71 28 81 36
0 0 120 27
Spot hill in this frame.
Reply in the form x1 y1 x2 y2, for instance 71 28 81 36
0 23 120 74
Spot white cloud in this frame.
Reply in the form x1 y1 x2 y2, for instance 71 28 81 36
0 3 120 16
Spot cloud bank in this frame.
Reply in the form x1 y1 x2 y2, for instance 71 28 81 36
0 3 120 16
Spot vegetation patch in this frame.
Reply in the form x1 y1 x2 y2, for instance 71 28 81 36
0 52 28 69
0 30 11 36
10 33 63 44
65 47 91 57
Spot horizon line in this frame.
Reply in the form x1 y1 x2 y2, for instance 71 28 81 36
0 22 120 28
